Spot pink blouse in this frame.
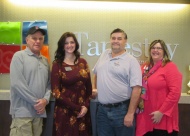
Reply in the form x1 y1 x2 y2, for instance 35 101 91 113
136 62 182 136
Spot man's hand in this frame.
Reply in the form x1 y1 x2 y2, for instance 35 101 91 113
34 98 47 114
124 113 134 127
124 85 141 127
92 89 98 99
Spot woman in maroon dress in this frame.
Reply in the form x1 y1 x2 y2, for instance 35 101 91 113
51 32 92 136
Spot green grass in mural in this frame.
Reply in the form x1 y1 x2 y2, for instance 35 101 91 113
0 22 21 45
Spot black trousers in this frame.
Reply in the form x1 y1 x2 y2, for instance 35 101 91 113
144 129 178 136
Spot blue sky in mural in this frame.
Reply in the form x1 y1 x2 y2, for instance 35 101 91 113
22 21 48 44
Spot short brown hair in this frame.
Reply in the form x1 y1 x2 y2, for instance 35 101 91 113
110 28 127 39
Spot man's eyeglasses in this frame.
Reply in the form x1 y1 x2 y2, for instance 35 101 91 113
151 47 163 50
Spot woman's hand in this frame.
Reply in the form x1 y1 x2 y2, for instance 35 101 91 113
77 106 88 118
150 111 163 124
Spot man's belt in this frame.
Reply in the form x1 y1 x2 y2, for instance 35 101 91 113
99 99 130 108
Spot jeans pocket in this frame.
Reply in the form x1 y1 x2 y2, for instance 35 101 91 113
108 105 128 127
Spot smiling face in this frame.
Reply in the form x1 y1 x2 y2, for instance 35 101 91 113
26 31 44 56
64 37 76 55
150 42 164 64
110 32 127 54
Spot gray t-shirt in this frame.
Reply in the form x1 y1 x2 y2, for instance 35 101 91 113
93 49 142 104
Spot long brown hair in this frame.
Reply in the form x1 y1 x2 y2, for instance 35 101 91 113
54 32 80 64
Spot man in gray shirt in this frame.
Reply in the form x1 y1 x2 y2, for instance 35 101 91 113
92 28 142 136
9 26 51 136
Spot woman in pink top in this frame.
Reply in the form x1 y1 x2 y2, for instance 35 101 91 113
136 39 182 136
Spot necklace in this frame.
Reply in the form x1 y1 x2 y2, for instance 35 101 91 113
64 56 77 65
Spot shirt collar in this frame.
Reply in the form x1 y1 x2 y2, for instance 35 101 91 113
108 49 128 60
25 47 42 58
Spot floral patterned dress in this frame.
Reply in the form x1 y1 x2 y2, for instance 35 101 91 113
51 58 92 136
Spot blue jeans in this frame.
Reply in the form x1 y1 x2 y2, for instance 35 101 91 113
97 102 135 136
